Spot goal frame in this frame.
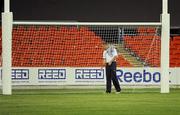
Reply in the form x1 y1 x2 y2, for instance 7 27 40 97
1 0 170 95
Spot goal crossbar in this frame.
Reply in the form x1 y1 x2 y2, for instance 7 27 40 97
13 21 162 26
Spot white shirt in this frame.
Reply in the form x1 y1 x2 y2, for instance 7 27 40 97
103 47 118 63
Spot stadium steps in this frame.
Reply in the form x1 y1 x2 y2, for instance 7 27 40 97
115 44 145 67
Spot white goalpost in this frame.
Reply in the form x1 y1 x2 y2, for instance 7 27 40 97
1 0 170 95
160 0 170 93
2 0 13 95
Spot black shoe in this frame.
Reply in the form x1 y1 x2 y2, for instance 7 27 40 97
106 91 111 94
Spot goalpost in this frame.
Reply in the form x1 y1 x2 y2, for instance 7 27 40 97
160 0 170 93
2 0 13 95
1 0 170 95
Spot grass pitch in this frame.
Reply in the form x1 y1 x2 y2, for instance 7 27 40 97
0 88 180 115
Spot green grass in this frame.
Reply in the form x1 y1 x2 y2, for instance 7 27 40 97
0 88 180 115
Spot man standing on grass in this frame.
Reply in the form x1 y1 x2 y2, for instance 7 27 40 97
102 44 121 94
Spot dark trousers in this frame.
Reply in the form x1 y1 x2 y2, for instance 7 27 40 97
106 62 121 93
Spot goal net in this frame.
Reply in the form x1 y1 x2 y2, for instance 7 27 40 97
6 22 161 68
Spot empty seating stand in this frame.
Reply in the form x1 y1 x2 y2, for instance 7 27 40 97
124 28 161 67
0 26 132 67
124 33 180 67
0 26 180 67
170 36 180 67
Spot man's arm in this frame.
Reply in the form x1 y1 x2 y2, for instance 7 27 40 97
101 50 106 69
108 55 117 65
101 59 106 69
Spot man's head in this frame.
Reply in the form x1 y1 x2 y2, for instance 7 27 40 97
104 44 114 50
103 44 109 50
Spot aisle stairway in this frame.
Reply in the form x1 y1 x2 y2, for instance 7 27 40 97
116 43 145 67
